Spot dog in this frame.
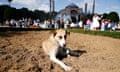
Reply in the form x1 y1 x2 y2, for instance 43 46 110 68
42 29 72 71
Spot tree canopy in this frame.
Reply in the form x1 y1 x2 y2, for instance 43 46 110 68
107 12 119 23
0 5 57 23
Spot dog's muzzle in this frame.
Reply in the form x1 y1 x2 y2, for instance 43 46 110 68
63 44 66 47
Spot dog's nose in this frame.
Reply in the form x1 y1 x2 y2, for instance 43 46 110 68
63 44 66 47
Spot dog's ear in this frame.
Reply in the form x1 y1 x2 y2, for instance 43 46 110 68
66 30 70 35
50 30 57 37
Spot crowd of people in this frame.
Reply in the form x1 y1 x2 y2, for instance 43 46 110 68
1 14 120 31
54 14 120 31
2 18 41 28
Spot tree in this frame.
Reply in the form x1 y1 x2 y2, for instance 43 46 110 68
3 7 16 20
0 5 57 22
107 12 119 23
102 13 108 19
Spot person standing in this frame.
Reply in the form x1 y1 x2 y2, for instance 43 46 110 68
91 14 100 30
60 18 64 28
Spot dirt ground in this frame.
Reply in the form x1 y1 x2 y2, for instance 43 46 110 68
0 30 120 72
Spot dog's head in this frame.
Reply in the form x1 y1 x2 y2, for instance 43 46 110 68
51 29 70 47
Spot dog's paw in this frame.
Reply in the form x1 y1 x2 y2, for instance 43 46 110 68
64 66 72 71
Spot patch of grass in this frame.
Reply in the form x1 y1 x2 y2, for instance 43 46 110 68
69 29 120 39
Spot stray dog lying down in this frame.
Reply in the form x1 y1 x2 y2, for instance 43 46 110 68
42 29 81 71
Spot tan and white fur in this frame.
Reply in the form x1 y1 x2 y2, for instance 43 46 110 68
42 29 72 71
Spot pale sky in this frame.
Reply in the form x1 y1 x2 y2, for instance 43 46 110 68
0 0 120 17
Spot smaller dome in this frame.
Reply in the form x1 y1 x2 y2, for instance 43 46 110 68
66 3 79 9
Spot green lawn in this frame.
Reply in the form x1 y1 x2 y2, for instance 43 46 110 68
69 29 120 39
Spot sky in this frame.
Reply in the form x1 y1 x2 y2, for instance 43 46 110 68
0 0 120 17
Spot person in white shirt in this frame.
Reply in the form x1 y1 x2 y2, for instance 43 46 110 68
91 14 100 30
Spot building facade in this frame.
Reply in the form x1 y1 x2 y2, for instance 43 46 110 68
56 3 83 23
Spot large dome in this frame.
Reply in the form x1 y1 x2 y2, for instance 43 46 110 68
65 3 79 9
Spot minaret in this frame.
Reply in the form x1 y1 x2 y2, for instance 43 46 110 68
52 0 55 24
85 2 88 15
92 0 95 14
49 0 55 24
53 0 55 13
50 0 52 24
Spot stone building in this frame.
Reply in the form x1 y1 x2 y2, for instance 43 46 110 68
56 3 83 23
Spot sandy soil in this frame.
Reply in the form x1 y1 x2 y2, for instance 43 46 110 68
0 30 120 72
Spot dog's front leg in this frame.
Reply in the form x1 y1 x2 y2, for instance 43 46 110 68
50 49 72 71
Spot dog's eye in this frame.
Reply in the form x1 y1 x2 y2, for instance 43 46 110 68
64 35 66 39
59 36 62 39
